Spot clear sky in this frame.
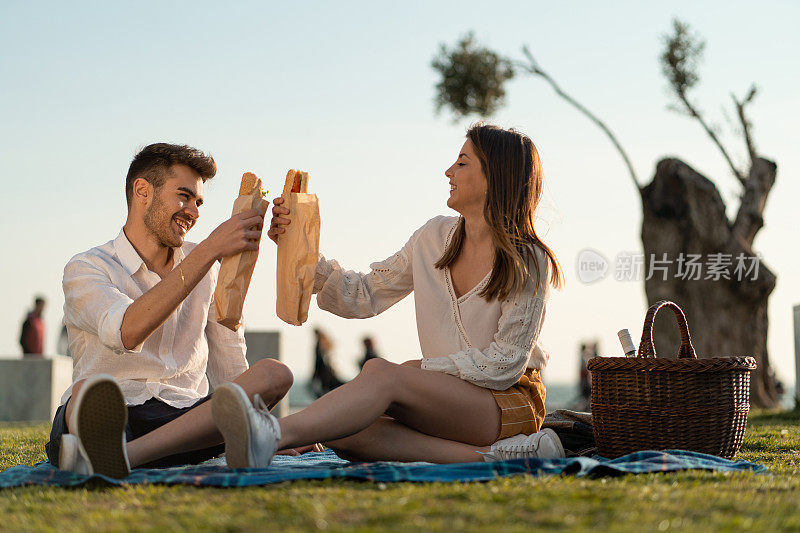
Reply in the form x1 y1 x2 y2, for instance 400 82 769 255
1 1 798 386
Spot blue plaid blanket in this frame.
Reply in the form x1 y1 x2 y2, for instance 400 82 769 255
0 449 764 488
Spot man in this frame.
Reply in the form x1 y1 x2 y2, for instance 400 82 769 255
47 143 292 478
19 296 46 355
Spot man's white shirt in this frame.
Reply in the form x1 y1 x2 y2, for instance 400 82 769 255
61 229 249 407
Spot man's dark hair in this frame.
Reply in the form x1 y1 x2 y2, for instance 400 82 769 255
34 296 45 306
125 143 217 207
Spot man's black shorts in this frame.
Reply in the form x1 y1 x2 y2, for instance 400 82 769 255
45 394 225 469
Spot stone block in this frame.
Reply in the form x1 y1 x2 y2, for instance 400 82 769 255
243 331 281 367
243 330 288 417
794 305 800 406
0 355 73 422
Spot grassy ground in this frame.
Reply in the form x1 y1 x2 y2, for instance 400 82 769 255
0 411 798 532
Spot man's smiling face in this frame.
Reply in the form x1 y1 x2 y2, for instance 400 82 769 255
143 164 204 248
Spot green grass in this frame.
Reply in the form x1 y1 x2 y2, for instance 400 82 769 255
1 411 798 532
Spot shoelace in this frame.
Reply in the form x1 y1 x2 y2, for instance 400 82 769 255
253 393 271 415
252 393 281 435
497 439 539 459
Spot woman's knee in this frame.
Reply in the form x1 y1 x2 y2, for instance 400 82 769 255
360 357 397 378
358 358 397 389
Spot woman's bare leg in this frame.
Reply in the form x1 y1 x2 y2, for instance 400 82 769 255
277 358 500 451
126 359 292 467
326 417 490 463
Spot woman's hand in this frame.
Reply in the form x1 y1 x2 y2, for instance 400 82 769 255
267 196 292 244
275 443 325 456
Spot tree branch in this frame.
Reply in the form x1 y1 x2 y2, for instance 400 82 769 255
675 90 747 186
517 46 642 192
731 84 758 167
730 84 766 248
731 157 776 249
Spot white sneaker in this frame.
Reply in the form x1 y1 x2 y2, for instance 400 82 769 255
212 383 281 469
482 428 566 462
58 434 92 475
65 374 130 479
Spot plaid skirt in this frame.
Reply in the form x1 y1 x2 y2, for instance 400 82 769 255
490 368 547 439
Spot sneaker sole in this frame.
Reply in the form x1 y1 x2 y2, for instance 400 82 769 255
75 380 129 479
212 384 251 469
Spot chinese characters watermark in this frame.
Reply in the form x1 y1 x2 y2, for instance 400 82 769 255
577 249 761 284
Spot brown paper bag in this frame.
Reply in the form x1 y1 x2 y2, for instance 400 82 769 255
276 169 320 326
215 172 270 331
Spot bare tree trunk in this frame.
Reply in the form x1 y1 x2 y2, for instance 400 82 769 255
639 157 780 408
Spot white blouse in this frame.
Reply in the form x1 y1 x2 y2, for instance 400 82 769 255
313 216 551 391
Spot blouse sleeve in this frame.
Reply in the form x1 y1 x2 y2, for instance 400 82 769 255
420 261 550 391
312 225 426 319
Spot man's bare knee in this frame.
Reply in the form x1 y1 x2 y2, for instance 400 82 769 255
252 358 293 395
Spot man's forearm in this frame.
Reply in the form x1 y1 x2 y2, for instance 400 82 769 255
120 242 216 350
119 205 265 350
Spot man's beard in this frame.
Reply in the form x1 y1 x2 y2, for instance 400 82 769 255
144 191 183 248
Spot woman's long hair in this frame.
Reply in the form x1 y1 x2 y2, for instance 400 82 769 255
435 124 563 301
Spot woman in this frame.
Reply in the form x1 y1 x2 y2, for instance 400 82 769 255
212 124 564 467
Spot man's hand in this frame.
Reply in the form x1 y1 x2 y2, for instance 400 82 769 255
201 207 266 260
267 196 291 244
119 206 266 351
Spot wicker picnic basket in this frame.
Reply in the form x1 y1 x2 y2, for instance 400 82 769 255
587 300 757 459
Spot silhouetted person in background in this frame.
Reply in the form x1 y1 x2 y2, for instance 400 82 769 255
571 341 597 412
310 329 344 398
358 336 382 369
57 321 72 357
20 296 46 356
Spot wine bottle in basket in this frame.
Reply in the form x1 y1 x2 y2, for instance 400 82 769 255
617 329 636 357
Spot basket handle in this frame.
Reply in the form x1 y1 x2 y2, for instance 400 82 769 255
637 300 697 359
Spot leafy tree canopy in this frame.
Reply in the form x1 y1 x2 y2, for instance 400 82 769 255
431 32 515 118
660 19 706 99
